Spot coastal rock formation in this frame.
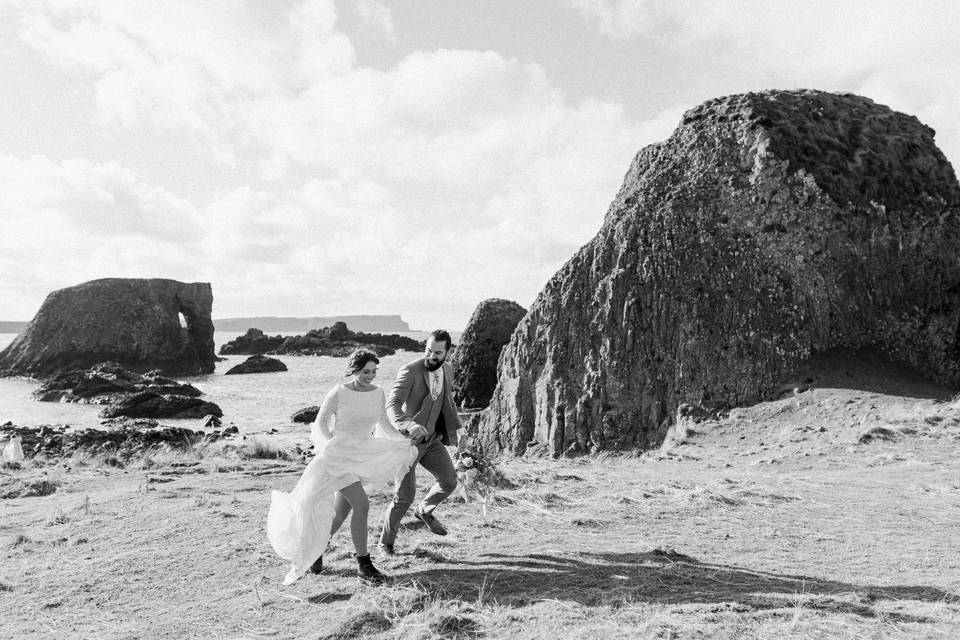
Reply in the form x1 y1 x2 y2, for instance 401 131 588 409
450 299 527 409
220 322 422 357
201 415 223 429
291 406 320 423
30 362 219 420
224 355 288 375
98 392 223 419
477 90 960 457
215 315 410 333
218 329 284 354
0 278 216 377
33 362 202 403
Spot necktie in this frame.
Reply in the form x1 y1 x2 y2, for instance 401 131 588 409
431 371 441 400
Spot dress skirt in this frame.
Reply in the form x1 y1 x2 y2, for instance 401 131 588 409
267 433 417 585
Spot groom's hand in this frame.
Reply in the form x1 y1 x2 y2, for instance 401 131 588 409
407 424 428 442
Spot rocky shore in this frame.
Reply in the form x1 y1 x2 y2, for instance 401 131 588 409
0 420 238 459
34 362 203 403
219 322 422 357
32 362 223 420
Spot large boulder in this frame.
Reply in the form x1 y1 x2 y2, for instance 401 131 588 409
0 278 216 377
477 89 960 457
224 354 288 375
450 299 527 409
98 392 223 419
290 406 320 423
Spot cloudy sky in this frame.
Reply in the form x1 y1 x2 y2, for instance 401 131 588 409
1 1 958 330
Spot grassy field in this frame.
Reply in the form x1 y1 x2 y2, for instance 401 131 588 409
2 384 960 639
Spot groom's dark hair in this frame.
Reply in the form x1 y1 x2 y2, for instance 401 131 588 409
429 329 453 350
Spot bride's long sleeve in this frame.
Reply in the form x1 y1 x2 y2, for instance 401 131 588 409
310 386 338 449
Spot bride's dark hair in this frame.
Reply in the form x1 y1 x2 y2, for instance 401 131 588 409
345 348 380 376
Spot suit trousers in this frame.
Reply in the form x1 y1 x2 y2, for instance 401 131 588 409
379 437 457 546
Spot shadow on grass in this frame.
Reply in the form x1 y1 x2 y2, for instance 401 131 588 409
399 549 957 623
306 592 354 604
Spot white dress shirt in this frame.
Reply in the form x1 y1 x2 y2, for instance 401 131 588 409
429 366 444 401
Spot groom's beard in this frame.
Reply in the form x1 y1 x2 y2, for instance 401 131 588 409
424 357 444 371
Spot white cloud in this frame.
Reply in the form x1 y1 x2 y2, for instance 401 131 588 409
0 153 198 242
0 0 777 327
0 153 205 316
355 0 394 41
564 0 960 168
564 0 679 40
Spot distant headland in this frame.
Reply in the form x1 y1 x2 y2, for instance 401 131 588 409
212 315 411 333
1 316 413 335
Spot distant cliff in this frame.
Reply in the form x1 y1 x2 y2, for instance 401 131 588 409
0 321 27 333
213 315 410 333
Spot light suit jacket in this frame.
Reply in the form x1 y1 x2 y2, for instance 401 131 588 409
387 358 461 447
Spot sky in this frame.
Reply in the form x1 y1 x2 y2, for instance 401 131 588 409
1 1 958 330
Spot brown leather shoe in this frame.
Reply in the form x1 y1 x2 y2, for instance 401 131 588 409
414 507 448 536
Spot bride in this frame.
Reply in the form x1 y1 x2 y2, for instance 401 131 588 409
267 348 417 585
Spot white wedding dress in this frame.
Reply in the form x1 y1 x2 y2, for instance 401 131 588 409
267 385 417 585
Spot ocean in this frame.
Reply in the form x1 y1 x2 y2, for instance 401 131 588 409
0 331 450 444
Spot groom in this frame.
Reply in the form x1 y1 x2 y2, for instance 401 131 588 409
378 329 461 555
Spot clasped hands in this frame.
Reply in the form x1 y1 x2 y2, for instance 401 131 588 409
401 422 428 443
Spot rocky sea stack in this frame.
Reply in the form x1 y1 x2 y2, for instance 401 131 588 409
0 278 216 377
477 89 960 457
450 298 527 409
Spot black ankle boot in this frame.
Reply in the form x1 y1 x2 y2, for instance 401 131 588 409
309 555 323 575
356 554 387 584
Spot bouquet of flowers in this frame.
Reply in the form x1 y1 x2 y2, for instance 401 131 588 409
452 436 509 519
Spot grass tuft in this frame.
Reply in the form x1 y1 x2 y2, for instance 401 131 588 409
10 533 31 548
857 426 900 444
21 479 59 497
240 436 297 461
102 455 125 468
319 610 392 639
427 610 482 639
46 510 69 526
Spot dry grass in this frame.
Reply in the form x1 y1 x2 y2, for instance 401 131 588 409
2 388 960 639
238 435 299 461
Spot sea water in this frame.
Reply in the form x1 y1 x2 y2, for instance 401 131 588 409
0 331 448 443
